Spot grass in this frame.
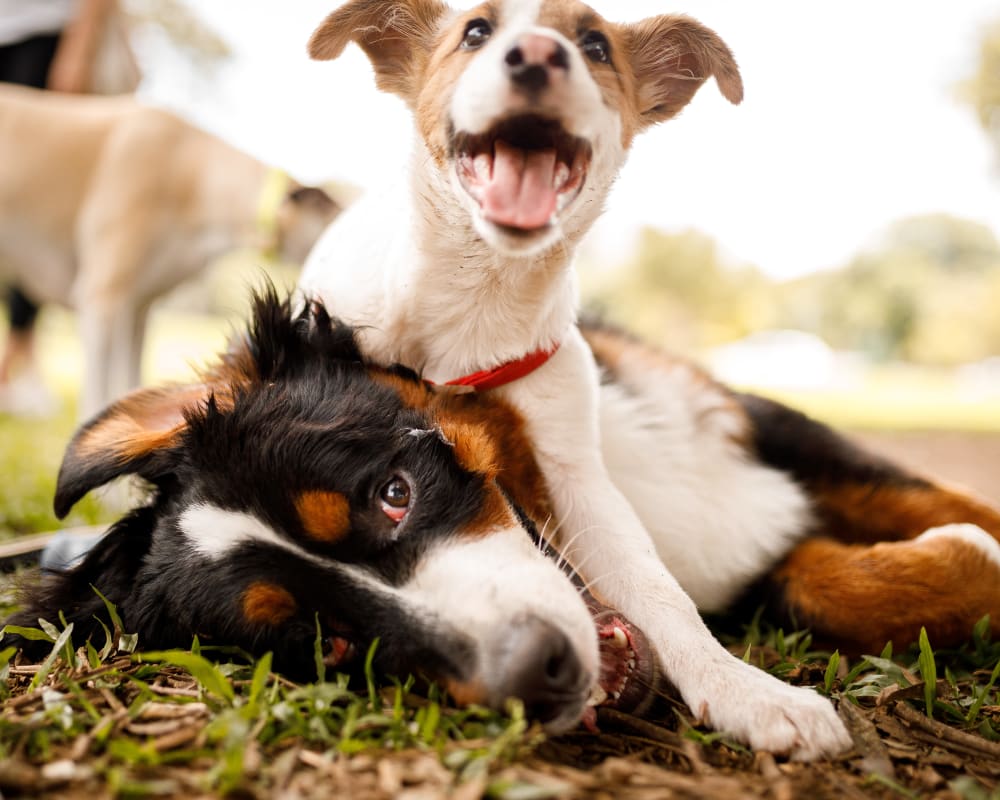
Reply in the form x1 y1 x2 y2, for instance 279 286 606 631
0 405 105 538
3 302 1000 794
748 365 1000 433
0 305 233 539
4 594 1000 797
0 598 536 797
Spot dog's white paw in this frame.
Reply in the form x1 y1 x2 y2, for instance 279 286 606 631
918 523 1000 570
683 658 852 761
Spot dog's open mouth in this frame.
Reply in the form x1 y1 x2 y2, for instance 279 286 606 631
454 114 591 233
584 598 659 725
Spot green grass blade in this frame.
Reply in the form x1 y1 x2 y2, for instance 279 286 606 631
1 624 56 643
364 638 380 711
90 585 125 632
313 613 326 684
917 627 937 718
137 650 236 705
29 623 74 691
966 657 1000 724
248 652 273 711
824 650 841 694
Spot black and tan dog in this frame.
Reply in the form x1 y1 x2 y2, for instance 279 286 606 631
6 290 999 748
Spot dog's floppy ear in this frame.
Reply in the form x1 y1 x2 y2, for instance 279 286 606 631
307 0 449 101
54 384 209 518
625 15 743 127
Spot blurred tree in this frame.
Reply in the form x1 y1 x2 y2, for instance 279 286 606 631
125 0 230 66
778 214 1000 364
591 215 1000 366
966 16 1000 168
583 228 776 352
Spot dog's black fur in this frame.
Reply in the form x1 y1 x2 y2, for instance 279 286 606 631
5 291 522 681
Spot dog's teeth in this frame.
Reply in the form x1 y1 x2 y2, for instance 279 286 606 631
611 690 621 700
553 162 570 189
611 626 628 650
627 658 636 670
587 685 608 706
473 153 492 181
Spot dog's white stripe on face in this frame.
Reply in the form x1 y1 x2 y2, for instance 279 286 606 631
499 0 542 27
401 524 598 700
177 503 390 594
179 503 597 725
180 504 298 560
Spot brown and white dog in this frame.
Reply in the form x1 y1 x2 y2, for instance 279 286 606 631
0 83 340 419
297 0 1000 759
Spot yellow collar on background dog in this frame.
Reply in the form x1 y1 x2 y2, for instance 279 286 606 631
256 167 290 257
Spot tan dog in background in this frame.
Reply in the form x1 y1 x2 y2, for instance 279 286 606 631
0 83 339 419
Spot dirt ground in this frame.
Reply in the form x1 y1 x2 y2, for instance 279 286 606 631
852 431 1000 500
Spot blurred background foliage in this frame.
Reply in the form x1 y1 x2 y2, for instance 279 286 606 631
583 13 1000 370
585 213 1000 367
966 16 1000 167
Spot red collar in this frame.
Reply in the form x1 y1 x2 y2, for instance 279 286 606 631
429 343 560 392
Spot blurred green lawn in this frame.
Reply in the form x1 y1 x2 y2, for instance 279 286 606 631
0 305 233 538
1 302 998 539
766 371 1000 433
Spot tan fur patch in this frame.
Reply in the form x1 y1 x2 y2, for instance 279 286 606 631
371 371 434 410
414 3 494 166
623 14 742 128
444 677 488 706
296 490 352 543
242 582 298 626
772 535 1000 654
308 0 449 101
429 390 553 529
437 419 499 481
534 2 642 148
74 384 207 463
813 482 1000 543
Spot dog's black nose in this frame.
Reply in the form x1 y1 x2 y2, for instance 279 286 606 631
505 34 569 93
502 617 587 725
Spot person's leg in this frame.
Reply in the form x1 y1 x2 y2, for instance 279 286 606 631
0 288 41 383
0 34 62 87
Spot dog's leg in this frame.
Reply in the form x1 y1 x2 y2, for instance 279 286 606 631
77 304 114 422
77 299 146 421
74 228 151 419
504 330 851 760
106 299 150 406
739 392 1000 648
770 529 1000 654
739 392 1000 541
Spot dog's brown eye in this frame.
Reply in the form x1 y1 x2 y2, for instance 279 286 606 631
461 18 492 50
580 30 610 64
379 476 411 522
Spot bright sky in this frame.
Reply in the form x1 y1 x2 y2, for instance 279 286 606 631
139 1 1000 280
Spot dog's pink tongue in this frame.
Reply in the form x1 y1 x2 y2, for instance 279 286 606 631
483 141 558 230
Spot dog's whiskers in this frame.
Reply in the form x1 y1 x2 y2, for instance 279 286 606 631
564 548 604 583
577 568 622 597
536 514 556 554
553 524 610 572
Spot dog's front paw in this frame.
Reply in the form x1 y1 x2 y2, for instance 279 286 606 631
684 659 851 761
